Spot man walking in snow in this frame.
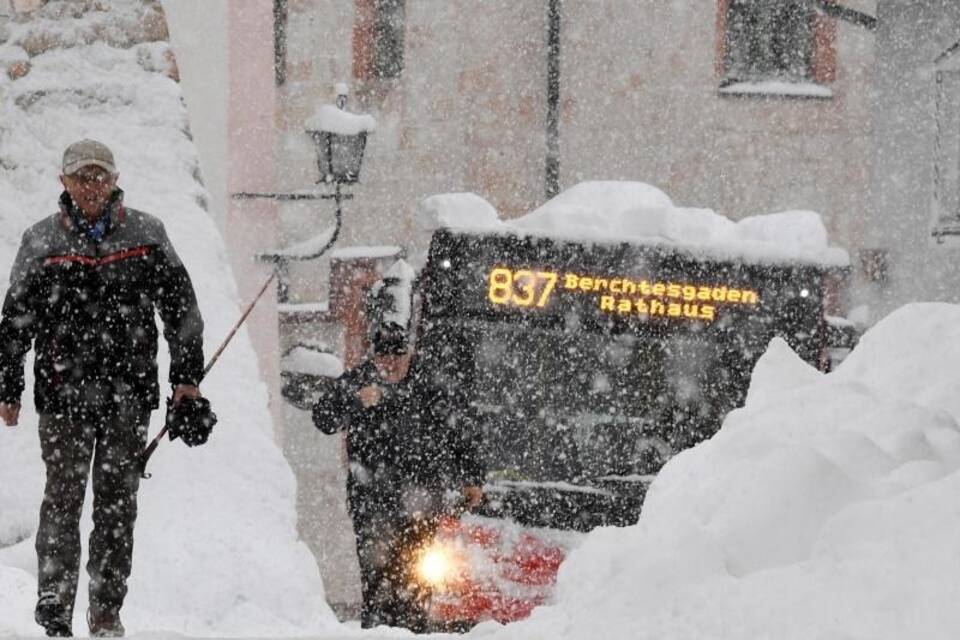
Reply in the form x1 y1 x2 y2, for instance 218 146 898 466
0 139 206 637
312 318 485 631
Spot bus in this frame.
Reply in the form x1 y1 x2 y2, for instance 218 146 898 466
284 185 850 628
415 226 833 532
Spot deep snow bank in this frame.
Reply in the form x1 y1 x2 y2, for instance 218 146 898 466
487 303 960 639
0 25 334 638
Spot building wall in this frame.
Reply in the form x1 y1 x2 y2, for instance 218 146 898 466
278 1 549 257
162 2 283 439
161 0 229 228
278 1 875 266
866 0 960 317
560 2 874 250
223 3 285 436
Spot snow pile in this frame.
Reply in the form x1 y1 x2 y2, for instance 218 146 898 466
282 346 344 379
743 336 822 407
1 0 168 56
0 43 29 67
425 182 848 267
515 180 674 228
417 191 503 232
490 303 960 640
511 181 847 267
0 19 335 638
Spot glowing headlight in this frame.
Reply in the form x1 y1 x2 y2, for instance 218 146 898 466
416 543 457 588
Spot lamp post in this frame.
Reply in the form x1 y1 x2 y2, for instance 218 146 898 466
232 84 375 301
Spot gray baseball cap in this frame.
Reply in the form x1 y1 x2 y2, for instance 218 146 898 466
61 139 117 175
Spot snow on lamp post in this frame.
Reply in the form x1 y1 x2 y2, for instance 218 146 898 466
232 83 376 302
305 85 374 185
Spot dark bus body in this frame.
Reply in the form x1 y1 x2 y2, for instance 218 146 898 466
416 228 828 532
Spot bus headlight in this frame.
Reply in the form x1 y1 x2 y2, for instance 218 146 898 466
415 542 459 589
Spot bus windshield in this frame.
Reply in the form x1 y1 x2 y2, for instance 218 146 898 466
417 229 825 526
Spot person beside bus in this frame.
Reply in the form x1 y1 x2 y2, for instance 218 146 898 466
311 321 485 631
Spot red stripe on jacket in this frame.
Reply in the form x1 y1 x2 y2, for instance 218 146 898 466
44 245 152 267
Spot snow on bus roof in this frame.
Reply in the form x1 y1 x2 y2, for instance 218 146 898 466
421 182 850 268
418 191 502 231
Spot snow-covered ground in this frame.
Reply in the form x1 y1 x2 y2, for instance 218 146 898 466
0 24 336 639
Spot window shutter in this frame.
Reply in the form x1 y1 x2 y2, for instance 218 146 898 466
811 10 837 84
352 0 405 81
715 0 730 78
352 0 377 81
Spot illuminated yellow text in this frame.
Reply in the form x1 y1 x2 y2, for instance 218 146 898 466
487 268 760 323
562 273 759 305
487 267 558 307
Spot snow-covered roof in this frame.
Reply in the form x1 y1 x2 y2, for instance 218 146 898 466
277 301 330 315
424 181 850 268
329 245 402 260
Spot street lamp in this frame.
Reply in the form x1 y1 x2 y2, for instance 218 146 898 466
232 84 376 301
305 87 372 185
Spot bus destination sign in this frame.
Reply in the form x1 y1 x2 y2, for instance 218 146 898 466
487 267 760 323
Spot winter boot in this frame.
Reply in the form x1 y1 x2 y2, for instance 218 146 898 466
87 608 125 637
34 592 72 637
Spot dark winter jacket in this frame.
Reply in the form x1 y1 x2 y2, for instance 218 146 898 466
312 360 486 491
0 191 204 414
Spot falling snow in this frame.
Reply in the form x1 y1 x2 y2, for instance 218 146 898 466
3 1 960 639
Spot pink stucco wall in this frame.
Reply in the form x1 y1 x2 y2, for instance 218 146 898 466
226 2 283 437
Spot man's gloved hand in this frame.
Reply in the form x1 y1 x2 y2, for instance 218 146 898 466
166 394 217 447
172 384 201 404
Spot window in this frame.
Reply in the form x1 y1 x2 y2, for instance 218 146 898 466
353 0 406 81
718 0 834 97
723 0 814 84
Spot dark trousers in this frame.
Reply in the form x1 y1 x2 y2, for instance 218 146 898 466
348 478 439 631
35 407 149 618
